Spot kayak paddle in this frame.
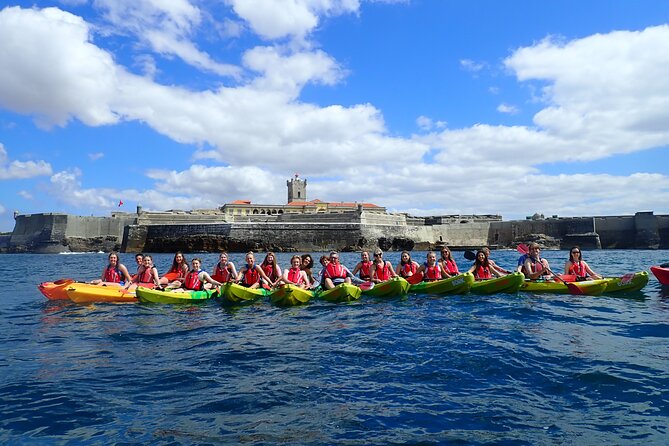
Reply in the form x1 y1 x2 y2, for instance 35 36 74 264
464 250 476 261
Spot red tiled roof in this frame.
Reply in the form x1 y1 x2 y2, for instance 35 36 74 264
230 200 251 205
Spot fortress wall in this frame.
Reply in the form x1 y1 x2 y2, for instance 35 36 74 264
361 213 408 226
489 218 596 246
139 222 365 252
10 213 68 252
657 215 669 248
64 215 134 238
427 222 492 247
594 216 636 248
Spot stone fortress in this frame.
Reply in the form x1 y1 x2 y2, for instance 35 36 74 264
3 175 669 253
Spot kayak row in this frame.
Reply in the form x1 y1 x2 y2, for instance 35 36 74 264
39 271 649 306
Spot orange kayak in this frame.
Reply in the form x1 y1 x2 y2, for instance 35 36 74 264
38 279 76 300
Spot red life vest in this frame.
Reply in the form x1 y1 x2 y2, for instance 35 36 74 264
568 261 587 277
243 265 260 286
424 263 442 281
400 262 417 277
442 259 459 275
287 267 304 285
184 270 202 290
137 266 156 284
529 257 546 274
325 263 347 279
213 262 231 282
475 266 492 280
374 261 391 281
359 261 372 280
262 263 278 281
103 265 122 283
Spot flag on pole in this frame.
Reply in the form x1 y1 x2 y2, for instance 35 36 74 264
118 200 124 207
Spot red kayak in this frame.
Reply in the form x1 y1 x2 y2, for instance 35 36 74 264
650 266 669 285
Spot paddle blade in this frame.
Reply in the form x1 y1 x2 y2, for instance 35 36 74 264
516 244 529 254
405 272 424 285
566 282 585 295
464 250 476 261
359 281 375 291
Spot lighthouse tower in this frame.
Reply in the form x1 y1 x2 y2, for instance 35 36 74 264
287 174 307 203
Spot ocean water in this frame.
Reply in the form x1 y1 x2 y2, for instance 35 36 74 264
1 250 669 445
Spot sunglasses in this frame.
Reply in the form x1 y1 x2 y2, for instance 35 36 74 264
571 250 580 254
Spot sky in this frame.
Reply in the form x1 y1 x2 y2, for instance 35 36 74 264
1 0 669 232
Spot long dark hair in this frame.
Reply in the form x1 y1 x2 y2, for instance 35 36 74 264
171 251 187 271
474 250 490 268
569 246 582 262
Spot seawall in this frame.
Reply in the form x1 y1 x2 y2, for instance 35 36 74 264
5 210 667 253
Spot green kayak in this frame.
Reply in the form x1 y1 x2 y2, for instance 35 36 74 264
602 271 648 293
470 272 524 295
219 282 269 305
362 277 410 298
409 273 475 295
520 278 608 296
135 286 215 304
317 283 361 303
269 284 314 306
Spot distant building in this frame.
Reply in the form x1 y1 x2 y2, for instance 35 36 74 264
219 174 386 218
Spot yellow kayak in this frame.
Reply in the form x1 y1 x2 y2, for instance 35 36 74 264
219 282 269 305
362 277 410 298
520 278 608 296
66 283 137 303
317 283 361 303
135 286 215 304
269 284 315 306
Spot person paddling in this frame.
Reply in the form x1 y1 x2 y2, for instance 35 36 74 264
467 250 505 280
415 252 443 282
237 252 274 289
260 252 282 288
564 246 601 280
369 249 397 283
322 251 353 290
351 251 373 281
92 252 133 286
277 255 310 289
438 247 460 278
396 250 419 279
211 252 238 283
522 243 552 280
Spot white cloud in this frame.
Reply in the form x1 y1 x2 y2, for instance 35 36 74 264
88 152 104 161
228 0 360 41
0 7 121 128
94 0 241 77
18 190 34 200
416 115 447 131
460 59 487 72
0 143 53 180
0 203 5 214
497 103 519 114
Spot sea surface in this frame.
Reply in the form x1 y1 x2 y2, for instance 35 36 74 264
1 250 669 445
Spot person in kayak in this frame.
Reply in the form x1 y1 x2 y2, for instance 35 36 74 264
237 252 273 289
481 246 512 274
396 250 419 279
369 249 397 283
351 251 373 281
438 247 460 277
522 243 553 280
467 250 506 280
277 255 310 289
260 252 282 288
92 251 133 285
311 255 330 289
323 251 354 289
415 252 443 282
127 255 161 289
564 246 602 280
300 254 315 287
170 258 223 291
159 251 189 286
131 253 144 281
211 252 238 283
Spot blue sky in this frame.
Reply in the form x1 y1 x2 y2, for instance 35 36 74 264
1 0 669 232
